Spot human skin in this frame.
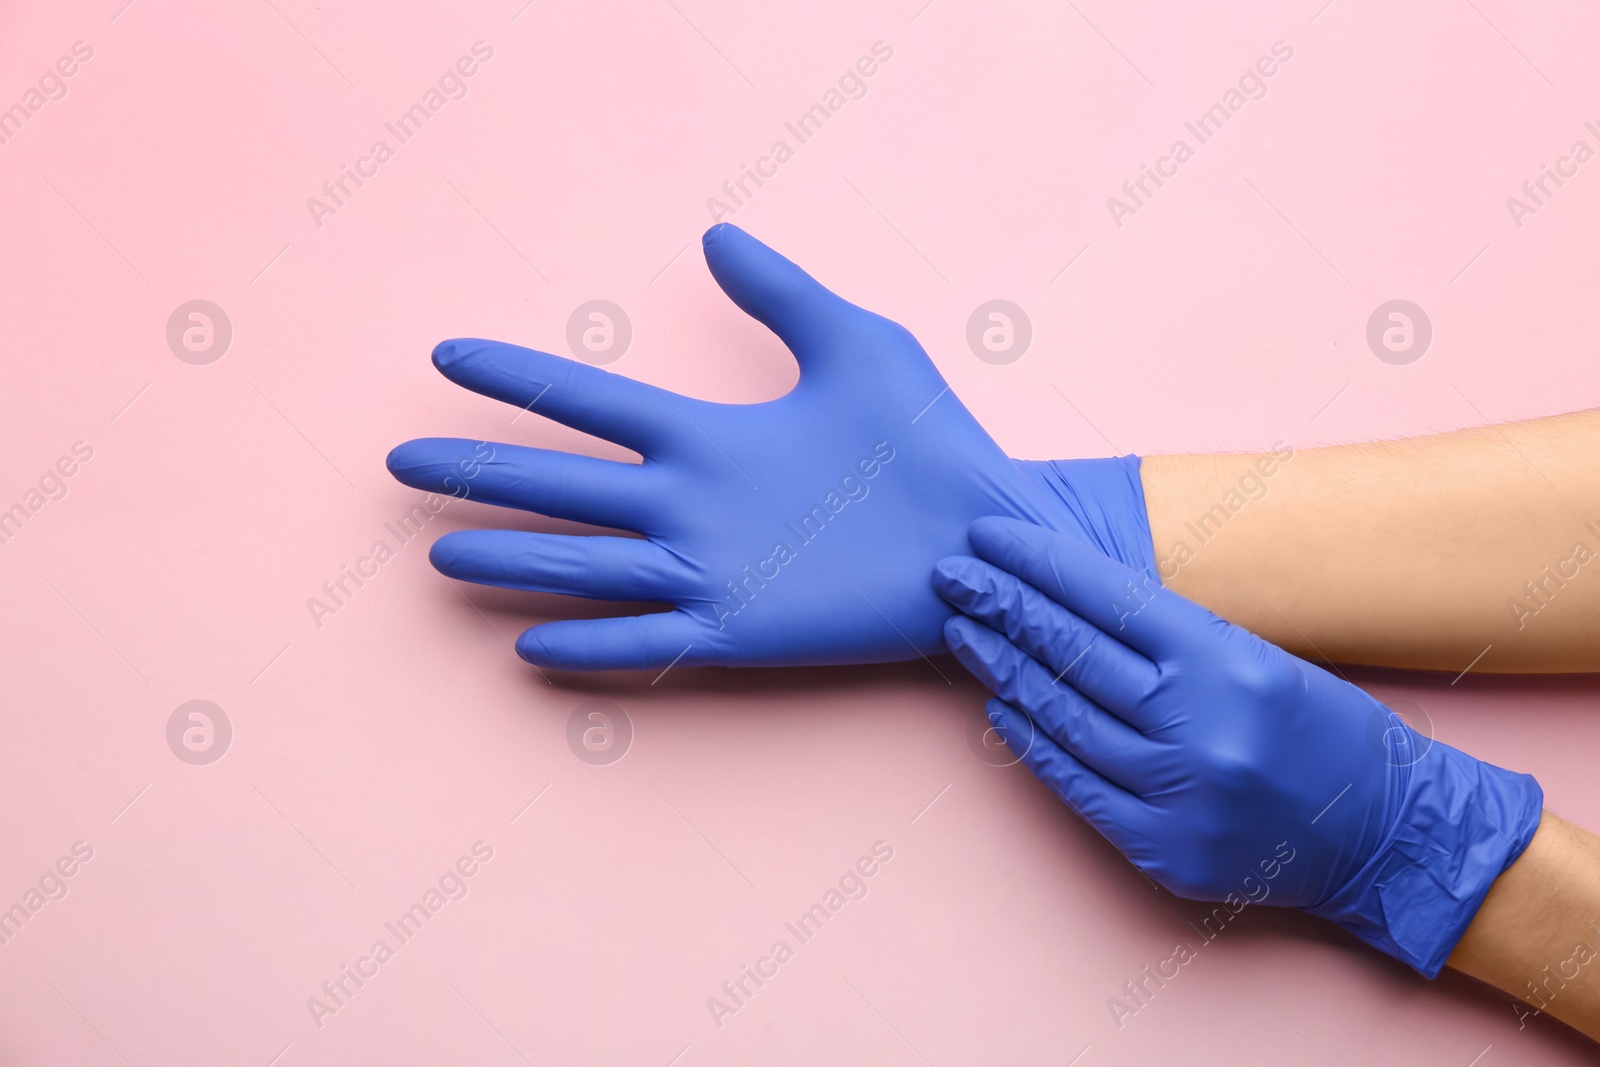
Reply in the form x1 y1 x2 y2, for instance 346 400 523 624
1142 413 1600 1030
1449 812 1600 1039
1141 408 1600 674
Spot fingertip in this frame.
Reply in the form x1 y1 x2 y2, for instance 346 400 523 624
965 516 1006 562
435 338 513 387
967 514 1028 552
969 517 1066 580
431 338 482 371
944 614 1001 662
385 440 424 476
431 339 458 369
700 225 841 339
984 698 1038 762
702 222 739 248
427 531 467 573
943 617 990 689
515 627 555 666
932 555 979 599
942 613 974 651
385 436 450 473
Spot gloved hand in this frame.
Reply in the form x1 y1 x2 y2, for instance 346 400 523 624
935 516 1543 977
387 224 1155 670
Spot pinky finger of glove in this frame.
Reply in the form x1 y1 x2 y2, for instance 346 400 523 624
986 697 1148 849
516 610 705 671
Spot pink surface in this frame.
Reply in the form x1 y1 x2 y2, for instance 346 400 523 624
2 0 1599 1062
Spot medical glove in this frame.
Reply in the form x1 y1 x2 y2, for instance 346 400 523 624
936 516 1543 977
387 224 1155 670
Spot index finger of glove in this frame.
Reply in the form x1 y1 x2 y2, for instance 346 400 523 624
967 516 1209 664
936 556 1161 730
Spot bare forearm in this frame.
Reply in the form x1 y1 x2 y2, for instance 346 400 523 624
1142 410 1600 672
1447 812 1600 1038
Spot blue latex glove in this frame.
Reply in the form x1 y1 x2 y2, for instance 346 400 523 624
935 516 1543 977
387 224 1155 670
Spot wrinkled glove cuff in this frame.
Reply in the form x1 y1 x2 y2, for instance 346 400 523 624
1305 732 1543 978
1014 456 1157 584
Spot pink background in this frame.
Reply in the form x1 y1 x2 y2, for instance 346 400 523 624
3 0 1599 1062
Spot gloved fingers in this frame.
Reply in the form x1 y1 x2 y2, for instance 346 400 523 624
386 437 656 532
985 697 1149 846
701 223 860 376
430 530 694 602
967 516 1207 663
516 610 704 670
946 616 1160 793
934 555 1160 722
432 338 679 456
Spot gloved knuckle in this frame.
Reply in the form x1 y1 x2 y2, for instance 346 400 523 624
1199 745 1269 799
1226 659 1283 702
997 581 1026 623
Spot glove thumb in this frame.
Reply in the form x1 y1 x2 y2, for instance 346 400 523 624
702 223 853 373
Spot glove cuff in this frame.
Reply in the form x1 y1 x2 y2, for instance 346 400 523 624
1014 456 1157 584
1305 733 1543 978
